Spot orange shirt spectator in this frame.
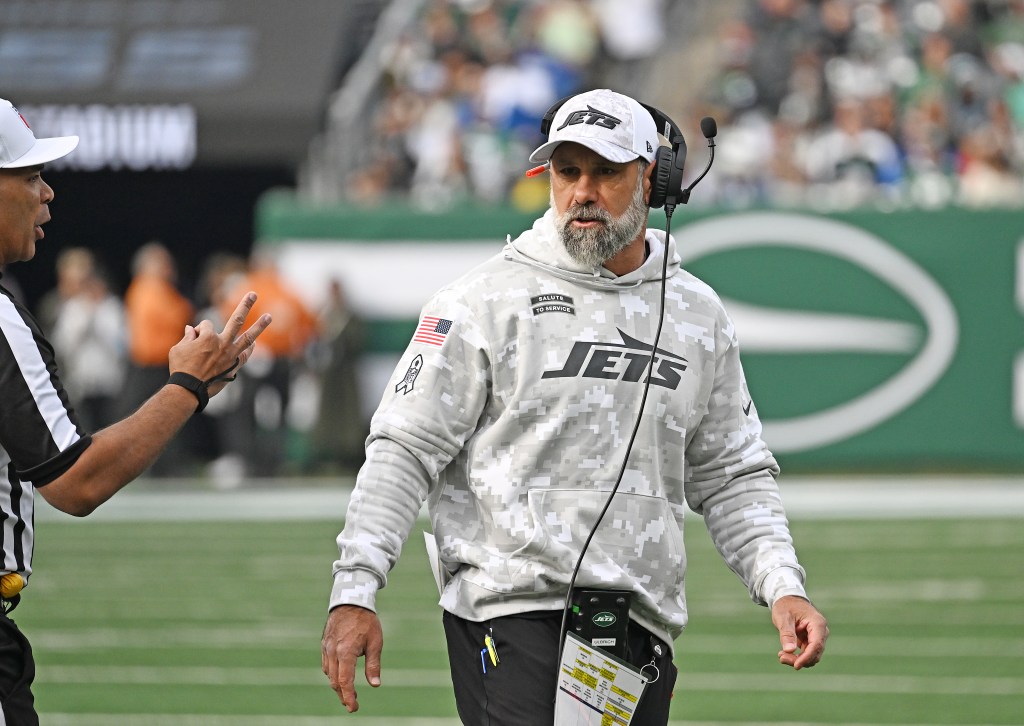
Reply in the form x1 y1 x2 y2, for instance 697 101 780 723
118 242 197 476
212 255 319 478
222 259 318 359
124 242 193 366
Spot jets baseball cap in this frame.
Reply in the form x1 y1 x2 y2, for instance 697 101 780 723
530 89 659 165
0 98 78 169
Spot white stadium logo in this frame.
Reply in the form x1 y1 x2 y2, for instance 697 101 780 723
676 212 959 453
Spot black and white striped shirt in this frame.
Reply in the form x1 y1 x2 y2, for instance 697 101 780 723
0 280 91 583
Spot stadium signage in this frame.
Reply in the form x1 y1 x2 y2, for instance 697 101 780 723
675 212 959 453
18 104 196 171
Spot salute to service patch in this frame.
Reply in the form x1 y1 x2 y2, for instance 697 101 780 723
531 293 575 316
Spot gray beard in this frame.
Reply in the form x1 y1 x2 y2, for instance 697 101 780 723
554 178 649 269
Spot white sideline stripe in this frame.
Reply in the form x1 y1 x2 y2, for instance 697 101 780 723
36 666 1024 696
32 476 1024 522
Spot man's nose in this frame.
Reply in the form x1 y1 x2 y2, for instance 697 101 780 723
572 173 598 204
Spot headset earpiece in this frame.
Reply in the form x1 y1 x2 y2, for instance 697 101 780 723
651 144 675 206
639 102 686 210
647 146 675 209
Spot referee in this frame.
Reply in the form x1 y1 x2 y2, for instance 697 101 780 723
0 98 272 724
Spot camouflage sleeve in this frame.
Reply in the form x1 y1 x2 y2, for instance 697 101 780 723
329 289 492 612
329 437 432 612
683 313 808 607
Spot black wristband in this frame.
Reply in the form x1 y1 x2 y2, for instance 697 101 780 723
167 372 210 413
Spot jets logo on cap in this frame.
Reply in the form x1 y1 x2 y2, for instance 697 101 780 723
557 105 621 132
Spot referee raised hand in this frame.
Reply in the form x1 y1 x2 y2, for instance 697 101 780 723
40 290 271 516
0 97 271 724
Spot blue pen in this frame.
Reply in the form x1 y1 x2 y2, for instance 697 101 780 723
480 648 488 674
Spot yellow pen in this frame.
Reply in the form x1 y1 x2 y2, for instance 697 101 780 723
484 633 499 667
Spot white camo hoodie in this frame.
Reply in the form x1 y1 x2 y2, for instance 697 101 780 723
330 209 807 650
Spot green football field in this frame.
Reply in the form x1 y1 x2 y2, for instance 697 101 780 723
16 485 1024 725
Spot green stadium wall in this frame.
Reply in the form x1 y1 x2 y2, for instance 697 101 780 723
256 190 1024 474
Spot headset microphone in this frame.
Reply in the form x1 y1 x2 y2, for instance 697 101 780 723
700 115 718 139
676 116 717 208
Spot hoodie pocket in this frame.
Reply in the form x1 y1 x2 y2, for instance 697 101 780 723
493 487 686 598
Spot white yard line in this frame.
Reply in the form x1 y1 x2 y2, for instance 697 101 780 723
32 626 1024 659
33 476 1024 522
36 665 1023 696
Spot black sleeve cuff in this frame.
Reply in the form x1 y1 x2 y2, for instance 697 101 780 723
18 435 93 487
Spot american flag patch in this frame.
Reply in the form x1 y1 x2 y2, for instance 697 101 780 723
412 316 453 347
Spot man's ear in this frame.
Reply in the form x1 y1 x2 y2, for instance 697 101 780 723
643 159 656 203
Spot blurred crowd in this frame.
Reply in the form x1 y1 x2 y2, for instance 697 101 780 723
339 0 1024 211
32 244 368 483
696 0 1024 210
343 0 669 210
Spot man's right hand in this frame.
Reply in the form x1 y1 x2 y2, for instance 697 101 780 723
321 605 384 713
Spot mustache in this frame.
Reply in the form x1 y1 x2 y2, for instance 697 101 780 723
566 205 611 223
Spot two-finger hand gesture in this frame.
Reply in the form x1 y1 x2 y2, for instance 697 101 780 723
169 291 272 397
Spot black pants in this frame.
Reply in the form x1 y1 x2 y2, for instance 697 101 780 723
0 612 37 726
444 610 677 726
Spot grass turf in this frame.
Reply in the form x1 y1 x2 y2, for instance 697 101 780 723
15 514 1024 723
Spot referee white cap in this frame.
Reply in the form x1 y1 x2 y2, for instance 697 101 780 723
529 89 659 165
0 98 79 169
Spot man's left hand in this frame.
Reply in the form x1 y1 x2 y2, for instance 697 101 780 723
772 595 829 670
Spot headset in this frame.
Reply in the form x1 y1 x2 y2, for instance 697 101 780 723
538 95 690 211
